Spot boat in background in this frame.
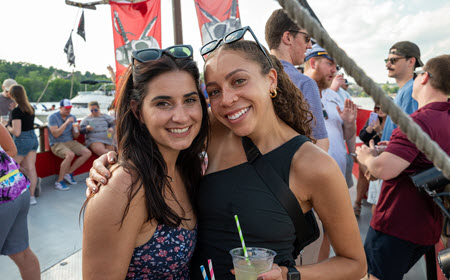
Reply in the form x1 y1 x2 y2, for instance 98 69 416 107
34 80 115 123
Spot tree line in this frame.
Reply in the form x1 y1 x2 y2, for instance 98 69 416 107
0 60 110 102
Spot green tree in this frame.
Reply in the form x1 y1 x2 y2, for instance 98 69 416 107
0 60 109 102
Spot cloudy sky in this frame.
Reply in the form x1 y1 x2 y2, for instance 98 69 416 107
1 0 449 83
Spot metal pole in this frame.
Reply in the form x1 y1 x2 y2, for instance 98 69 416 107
172 0 183 44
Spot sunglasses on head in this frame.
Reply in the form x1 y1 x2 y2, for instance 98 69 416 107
90 109 98 112
132 45 194 65
384 57 407 65
200 26 274 68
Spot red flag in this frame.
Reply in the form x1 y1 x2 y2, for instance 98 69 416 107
77 10 86 42
194 0 241 45
110 0 161 87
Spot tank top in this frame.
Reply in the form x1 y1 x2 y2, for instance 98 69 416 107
126 224 197 280
191 135 310 280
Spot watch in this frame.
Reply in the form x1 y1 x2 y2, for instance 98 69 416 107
287 266 301 280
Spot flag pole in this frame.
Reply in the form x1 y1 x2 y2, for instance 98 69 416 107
69 69 75 99
172 0 183 44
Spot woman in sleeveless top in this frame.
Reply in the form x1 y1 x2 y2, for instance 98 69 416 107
6 85 39 205
190 39 365 279
88 33 366 279
82 47 209 279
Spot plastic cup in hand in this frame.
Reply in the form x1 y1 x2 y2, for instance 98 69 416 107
375 144 387 155
73 123 79 133
230 247 277 280
1 115 9 125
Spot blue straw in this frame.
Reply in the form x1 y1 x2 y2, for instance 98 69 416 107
200 265 209 280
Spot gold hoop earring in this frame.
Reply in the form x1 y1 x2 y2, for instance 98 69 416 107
270 88 278 99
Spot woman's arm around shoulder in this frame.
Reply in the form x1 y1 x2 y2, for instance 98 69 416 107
290 142 367 279
82 165 148 280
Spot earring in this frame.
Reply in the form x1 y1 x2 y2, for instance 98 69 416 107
270 88 278 98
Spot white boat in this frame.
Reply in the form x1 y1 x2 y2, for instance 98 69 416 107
34 80 115 123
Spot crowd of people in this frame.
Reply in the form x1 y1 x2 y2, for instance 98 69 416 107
0 81 118 199
1 7 449 280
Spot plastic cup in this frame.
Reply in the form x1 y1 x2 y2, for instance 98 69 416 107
230 247 277 280
73 123 79 133
1 115 9 125
375 144 387 155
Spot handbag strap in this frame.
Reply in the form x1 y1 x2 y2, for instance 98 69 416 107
241 136 311 246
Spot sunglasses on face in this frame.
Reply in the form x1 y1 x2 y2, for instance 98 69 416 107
413 69 433 78
288 30 312 44
200 26 274 68
132 45 193 65
90 109 99 112
384 57 407 65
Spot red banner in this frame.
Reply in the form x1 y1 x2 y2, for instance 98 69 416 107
110 0 161 87
194 0 241 45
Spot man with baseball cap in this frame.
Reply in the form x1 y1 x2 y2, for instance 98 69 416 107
381 41 422 141
48 99 91 190
265 9 329 152
356 54 449 280
304 44 357 261
1 78 17 116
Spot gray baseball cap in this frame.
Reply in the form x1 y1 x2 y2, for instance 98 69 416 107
389 41 423 67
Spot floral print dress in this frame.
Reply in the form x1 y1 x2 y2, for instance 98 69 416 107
126 224 197 280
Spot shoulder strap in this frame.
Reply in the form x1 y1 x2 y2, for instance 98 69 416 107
241 136 314 247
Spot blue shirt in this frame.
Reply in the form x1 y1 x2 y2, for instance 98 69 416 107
381 79 418 141
281 60 328 139
48 111 77 146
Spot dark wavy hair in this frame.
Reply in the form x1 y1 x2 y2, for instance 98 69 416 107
110 55 209 228
206 40 314 140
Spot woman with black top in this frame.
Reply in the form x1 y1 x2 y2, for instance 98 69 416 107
7 85 39 205
88 30 367 279
353 105 387 216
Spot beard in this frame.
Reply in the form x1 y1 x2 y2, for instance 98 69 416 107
316 74 332 92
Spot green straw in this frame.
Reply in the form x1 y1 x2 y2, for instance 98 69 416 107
234 214 249 261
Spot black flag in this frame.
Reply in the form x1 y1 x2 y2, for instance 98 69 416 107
77 10 86 41
64 33 76 67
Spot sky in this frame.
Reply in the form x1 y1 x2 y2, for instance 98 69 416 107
1 0 449 84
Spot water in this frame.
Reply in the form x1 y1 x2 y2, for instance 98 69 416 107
352 97 375 110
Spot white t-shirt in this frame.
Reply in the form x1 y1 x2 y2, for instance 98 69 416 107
321 88 347 175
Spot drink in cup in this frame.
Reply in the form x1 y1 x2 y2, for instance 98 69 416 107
375 144 387 155
230 247 276 280
1 115 9 126
73 123 79 133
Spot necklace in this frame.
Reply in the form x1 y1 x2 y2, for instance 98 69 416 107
168 176 174 182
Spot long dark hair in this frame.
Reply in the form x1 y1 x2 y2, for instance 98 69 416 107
82 55 209 228
206 40 314 140
10 85 34 115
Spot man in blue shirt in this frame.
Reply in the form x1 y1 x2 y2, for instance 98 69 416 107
381 41 422 141
265 9 329 151
48 99 91 190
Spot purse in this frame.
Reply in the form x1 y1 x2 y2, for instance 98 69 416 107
241 136 320 258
